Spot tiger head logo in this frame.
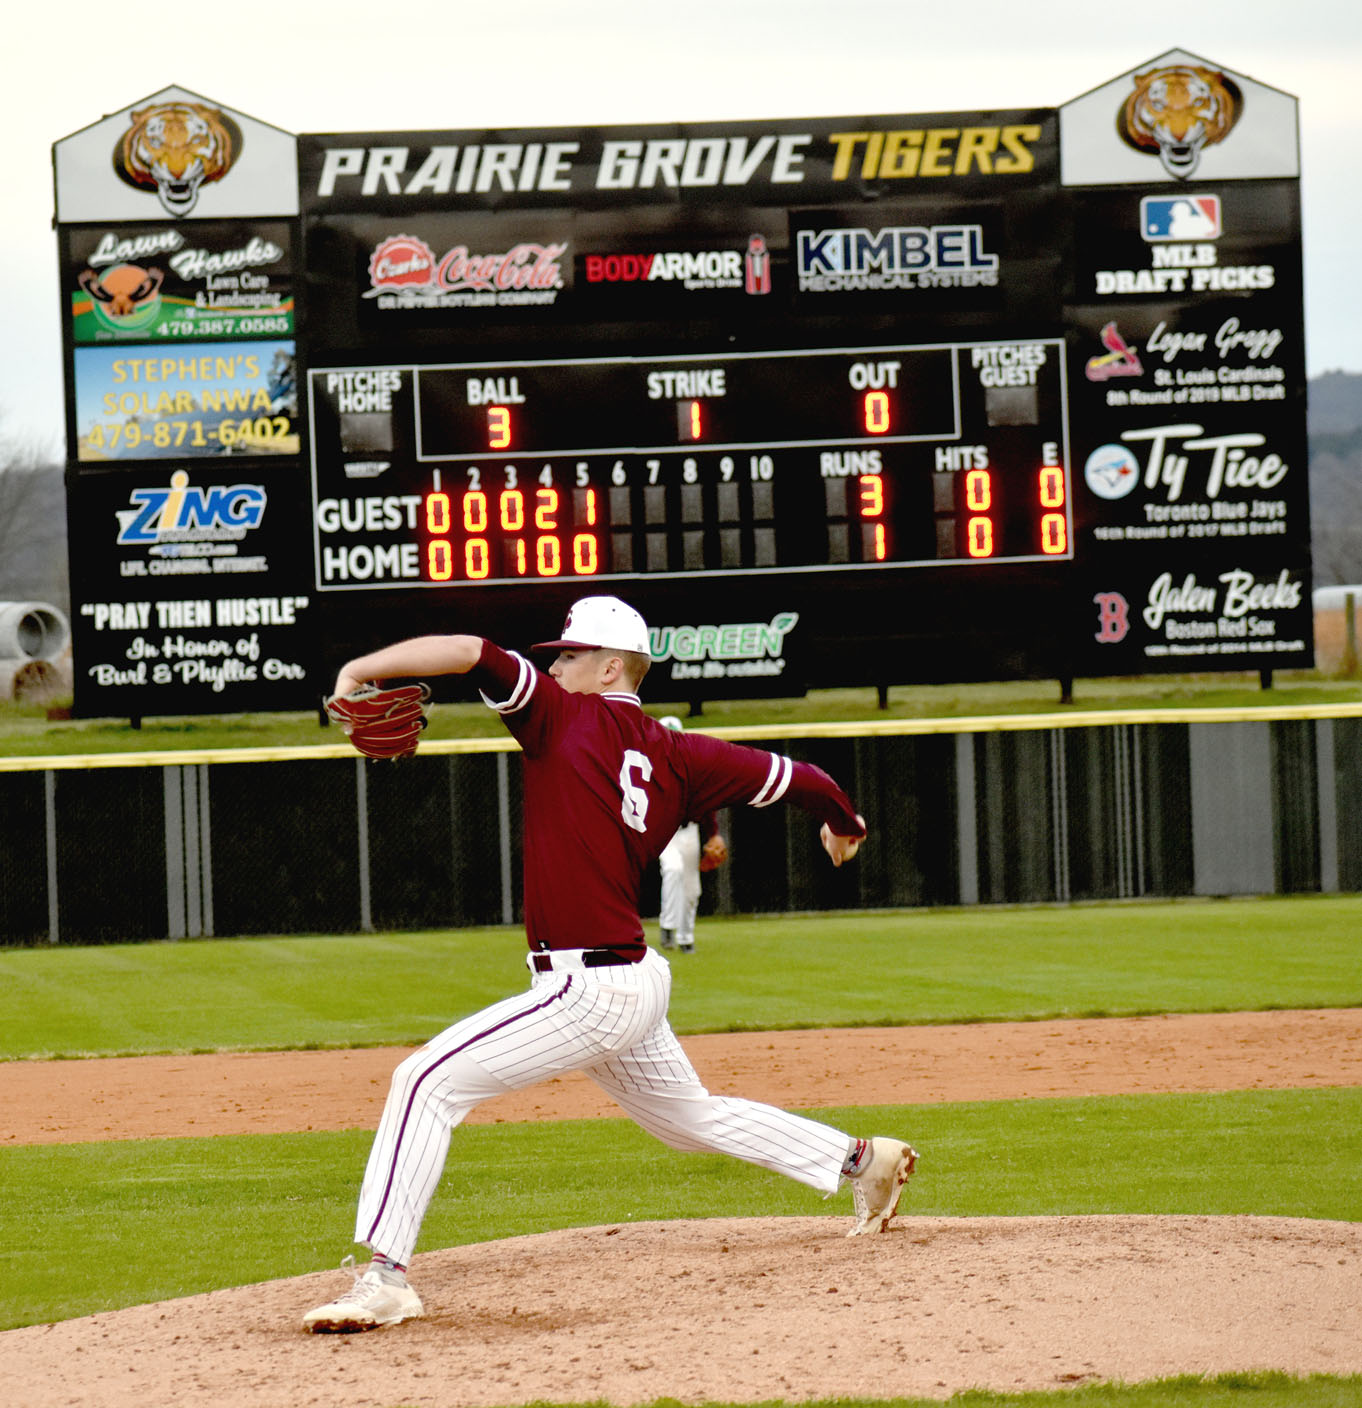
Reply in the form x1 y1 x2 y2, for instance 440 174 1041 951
1117 64 1243 180
113 102 243 217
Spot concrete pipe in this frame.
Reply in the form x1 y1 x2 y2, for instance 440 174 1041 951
0 602 71 660
0 657 62 702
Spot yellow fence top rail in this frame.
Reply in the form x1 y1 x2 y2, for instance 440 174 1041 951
4 700 1362 773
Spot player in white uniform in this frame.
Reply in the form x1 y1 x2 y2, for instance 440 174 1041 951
304 596 918 1332
656 715 722 952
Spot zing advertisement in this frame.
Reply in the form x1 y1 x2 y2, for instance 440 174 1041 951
65 465 315 713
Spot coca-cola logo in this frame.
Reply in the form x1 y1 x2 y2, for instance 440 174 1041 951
368 235 436 289
435 243 566 293
365 237 566 296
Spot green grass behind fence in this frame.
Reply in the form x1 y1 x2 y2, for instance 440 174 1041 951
2 897 1359 1060
6 673 1362 756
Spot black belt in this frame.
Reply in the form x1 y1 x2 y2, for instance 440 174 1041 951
531 947 642 972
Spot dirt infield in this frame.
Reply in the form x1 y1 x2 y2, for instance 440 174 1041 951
8 1007 1362 1146
3 1009 1361 1407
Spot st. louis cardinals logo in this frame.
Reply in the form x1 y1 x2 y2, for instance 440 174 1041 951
1094 592 1131 644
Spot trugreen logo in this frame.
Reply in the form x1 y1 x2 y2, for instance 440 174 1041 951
651 613 798 681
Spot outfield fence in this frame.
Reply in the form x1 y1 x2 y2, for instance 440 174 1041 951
2 705 1361 945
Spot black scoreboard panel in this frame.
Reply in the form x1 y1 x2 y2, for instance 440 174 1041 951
297 111 1090 694
55 71 1309 715
293 99 1308 699
308 341 1071 594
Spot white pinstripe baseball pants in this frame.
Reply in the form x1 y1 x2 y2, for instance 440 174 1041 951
354 946 851 1264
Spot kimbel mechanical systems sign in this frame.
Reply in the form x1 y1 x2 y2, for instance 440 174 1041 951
53 53 1308 717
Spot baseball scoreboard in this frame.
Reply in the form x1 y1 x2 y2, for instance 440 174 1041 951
53 51 1310 716
308 341 1069 589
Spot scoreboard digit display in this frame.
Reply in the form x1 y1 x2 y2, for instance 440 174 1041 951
53 53 1311 715
308 340 1070 593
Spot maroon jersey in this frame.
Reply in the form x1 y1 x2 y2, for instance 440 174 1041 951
472 641 865 954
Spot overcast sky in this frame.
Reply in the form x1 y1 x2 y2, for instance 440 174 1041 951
6 0 1357 454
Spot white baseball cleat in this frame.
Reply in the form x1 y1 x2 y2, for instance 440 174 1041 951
847 1137 918 1237
303 1255 425 1332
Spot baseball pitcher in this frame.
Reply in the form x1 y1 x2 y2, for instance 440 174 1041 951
305 595 916 1332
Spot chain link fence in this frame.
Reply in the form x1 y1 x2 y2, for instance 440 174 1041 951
2 715 1359 947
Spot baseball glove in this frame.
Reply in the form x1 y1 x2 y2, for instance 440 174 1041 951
699 834 729 872
325 683 432 760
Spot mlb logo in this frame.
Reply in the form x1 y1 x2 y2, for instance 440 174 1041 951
1141 195 1222 241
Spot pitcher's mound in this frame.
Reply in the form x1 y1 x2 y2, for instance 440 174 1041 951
4 1215 1360 1408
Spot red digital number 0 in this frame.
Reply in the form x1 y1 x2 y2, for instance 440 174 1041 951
1039 467 1065 508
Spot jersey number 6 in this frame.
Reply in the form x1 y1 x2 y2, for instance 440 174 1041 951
619 750 653 833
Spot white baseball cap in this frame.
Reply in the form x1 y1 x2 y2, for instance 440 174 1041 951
534 596 651 656
660 714 684 731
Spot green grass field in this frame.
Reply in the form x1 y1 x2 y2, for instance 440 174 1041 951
2 899 1358 1407
5 1087 1359 1331
3 897 1359 1059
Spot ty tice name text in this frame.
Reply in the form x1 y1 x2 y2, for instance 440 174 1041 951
1122 423 1286 502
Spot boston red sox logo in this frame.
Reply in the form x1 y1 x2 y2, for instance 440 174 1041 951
1094 591 1131 643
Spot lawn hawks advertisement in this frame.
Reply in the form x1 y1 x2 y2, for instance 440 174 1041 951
65 464 315 713
66 221 294 343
